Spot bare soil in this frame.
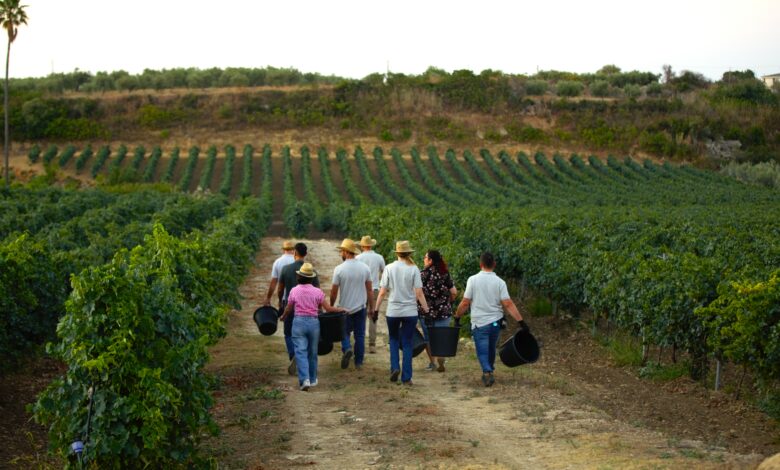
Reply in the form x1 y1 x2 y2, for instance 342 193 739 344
203 237 773 469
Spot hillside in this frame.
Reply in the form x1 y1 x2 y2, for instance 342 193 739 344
5 66 779 167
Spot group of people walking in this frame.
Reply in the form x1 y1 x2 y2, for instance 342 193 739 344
263 237 524 391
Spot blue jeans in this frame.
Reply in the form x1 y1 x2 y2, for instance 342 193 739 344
419 317 452 343
341 308 367 366
291 316 319 385
282 301 294 360
387 316 418 383
472 322 501 373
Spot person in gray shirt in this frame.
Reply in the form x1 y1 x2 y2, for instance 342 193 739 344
455 251 524 387
356 235 385 354
331 239 373 370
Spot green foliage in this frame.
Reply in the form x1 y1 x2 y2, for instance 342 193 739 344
143 146 163 182
713 72 777 105
74 145 93 173
197 146 218 191
623 84 642 99
721 161 780 189
524 80 548 96
506 124 547 143
27 144 40 163
57 145 77 168
161 147 180 183
0 234 66 370
598 334 643 367
138 104 186 129
556 81 584 97
42 144 58 164
90 145 111 178
639 361 689 381
697 271 780 383
45 117 109 140
589 80 611 97
30 193 270 468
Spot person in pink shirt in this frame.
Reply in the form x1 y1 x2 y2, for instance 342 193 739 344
280 263 346 391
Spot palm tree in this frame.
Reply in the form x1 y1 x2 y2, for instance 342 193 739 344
0 0 27 189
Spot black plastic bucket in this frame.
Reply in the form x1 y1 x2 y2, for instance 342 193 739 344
429 322 460 357
499 329 540 367
253 306 279 336
318 312 345 343
318 338 333 356
398 327 426 357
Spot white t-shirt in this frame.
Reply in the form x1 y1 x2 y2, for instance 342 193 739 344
271 253 294 279
356 250 385 289
380 260 422 317
463 270 510 329
332 259 371 314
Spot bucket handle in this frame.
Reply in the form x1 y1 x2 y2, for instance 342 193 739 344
518 320 530 333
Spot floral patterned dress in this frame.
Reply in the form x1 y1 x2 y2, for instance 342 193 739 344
417 266 454 320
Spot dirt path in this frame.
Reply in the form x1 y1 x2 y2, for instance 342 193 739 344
204 237 765 469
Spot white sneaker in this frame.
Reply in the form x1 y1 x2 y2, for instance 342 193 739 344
310 379 318 387
300 379 311 391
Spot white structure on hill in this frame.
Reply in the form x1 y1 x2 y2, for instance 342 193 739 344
762 73 780 88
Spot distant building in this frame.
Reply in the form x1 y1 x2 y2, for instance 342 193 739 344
762 73 780 88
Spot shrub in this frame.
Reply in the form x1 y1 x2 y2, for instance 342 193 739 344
138 104 186 129
624 84 642 99
506 124 547 143
646 82 663 96
589 80 611 97
721 161 780 189
525 80 548 96
556 81 584 97
45 117 110 140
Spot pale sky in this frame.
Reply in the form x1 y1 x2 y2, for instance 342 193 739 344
9 0 780 81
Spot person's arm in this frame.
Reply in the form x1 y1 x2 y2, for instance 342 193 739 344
279 299 294 321
365 280 374 309
454 297 471 318
321 297 347 313
276 278 286 304
374 286 387 314
330 284 339 306
414 287 429 313
264 278 278 306
449 286 458 302
501 298 524 322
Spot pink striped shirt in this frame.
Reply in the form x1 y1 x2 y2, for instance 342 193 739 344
287 284 324 317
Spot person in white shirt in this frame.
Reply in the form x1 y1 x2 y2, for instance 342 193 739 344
454 252 524 387
356 235 385 354
331 239 373 370
375 241 429 385
263 240 296 374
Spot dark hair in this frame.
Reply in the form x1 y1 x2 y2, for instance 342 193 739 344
480 251 495 269
296 274 314 284
427 250 449 274
294 242 308 257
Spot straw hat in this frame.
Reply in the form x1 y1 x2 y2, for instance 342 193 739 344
336 238 361 255
394 240 415 253
296 262 317 278
282 240 295 250
359 235 377 247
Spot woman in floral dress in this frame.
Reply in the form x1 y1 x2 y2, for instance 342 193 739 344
418 250 458 372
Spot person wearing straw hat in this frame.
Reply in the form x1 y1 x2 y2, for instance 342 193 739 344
454 252 524 387
264 240 295 308
280 263 346 391
330 239 373 370
356 235 385 354
264 240 297 375
278 243 320 375
374 241 430 385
